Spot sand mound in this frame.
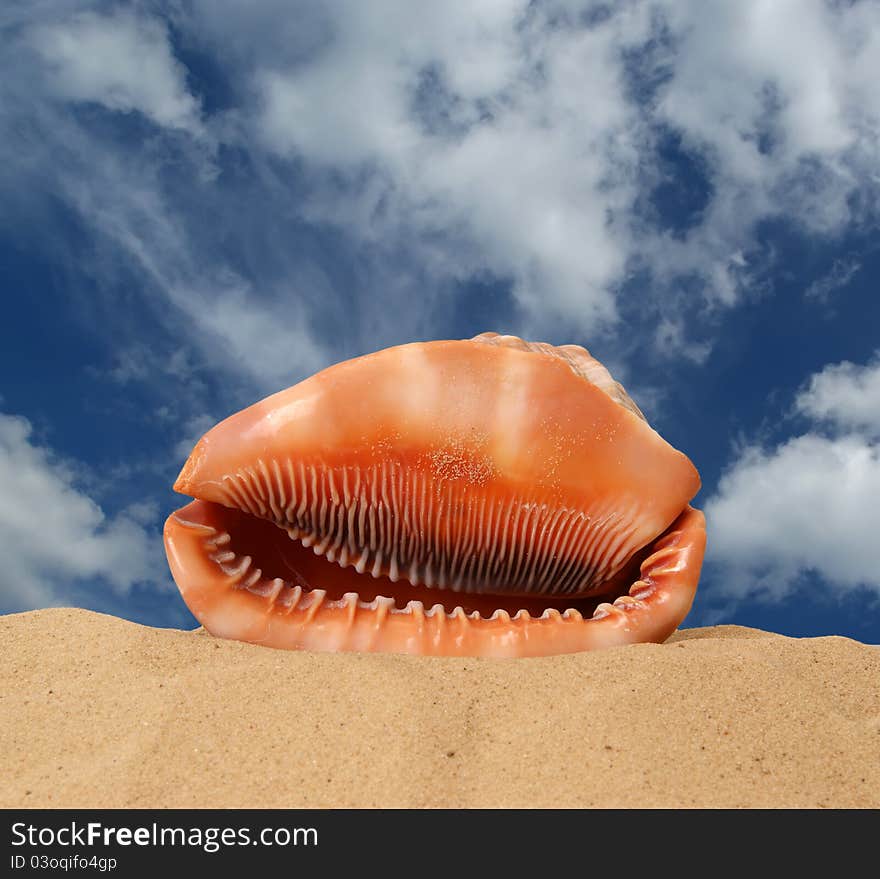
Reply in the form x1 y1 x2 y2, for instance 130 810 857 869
2 608 877 808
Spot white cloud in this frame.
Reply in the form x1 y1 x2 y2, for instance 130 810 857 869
240 0 880 339
35 119 331 392
254 0 651 333
0 1 878 628
1 0 878 390
795 355 880 437
645 0 880 300
2 4 335 398
653 317 711 364
195 280 329 387
0 413 168 611
29 9 202 134
705 353 880 602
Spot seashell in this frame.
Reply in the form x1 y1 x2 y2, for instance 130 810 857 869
164 332 706 657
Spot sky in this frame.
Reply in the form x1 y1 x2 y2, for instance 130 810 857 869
1 0 878 642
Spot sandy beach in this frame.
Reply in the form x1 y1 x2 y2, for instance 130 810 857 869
1 607 877 808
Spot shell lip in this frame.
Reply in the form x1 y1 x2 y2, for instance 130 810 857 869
171 450 680 603
164 498 706 657
167 495 677 622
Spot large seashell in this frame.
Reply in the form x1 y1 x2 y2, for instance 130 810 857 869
164 333 706 657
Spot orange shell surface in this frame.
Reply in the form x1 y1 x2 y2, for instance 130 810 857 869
165 333 705 657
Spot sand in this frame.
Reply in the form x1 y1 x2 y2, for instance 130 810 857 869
1 608 877 808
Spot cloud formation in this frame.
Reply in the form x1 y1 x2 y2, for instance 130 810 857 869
254 0 646 332
643 0 880 303
4 4 332 407
0 413 168 612
245 0 880 332
2 1 879 629
705 352 880 602
28 9 202 133
3 0 876 390
795 355 880 437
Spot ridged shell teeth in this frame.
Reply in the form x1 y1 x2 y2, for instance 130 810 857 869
388 555 400 583
178 519 216 536
539 608 563 621
303 589 326 623
354 548 370 574
342 592 359 626
630 581 655 600
290 586 302 610
371 595 394 626
205 531 231 548
202 540 650 631
241 568 262 590
405 600 425 619
643 546 678 568
593 601 629 620
223 554 251 580
267 578 285 603
283 584 303 611
592 602 614 619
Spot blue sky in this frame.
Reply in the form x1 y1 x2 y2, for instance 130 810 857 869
1 0 878 642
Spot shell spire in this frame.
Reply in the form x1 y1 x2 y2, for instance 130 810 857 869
470 332 647 421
